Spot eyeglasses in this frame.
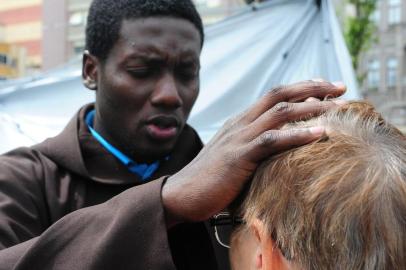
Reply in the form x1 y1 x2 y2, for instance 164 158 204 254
209 212 244 248
210 213 294 260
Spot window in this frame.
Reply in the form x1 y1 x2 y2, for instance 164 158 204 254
370 0 381 24
388 0 401 25
74 45 84 55
69 12 87 26
387 58 398 88
367 59 380 89
9 58 17 68
0 54 7 65
371 9 380 24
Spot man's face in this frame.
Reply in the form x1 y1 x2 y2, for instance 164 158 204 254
92 17 201 162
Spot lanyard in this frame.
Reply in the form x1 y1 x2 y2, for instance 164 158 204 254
85 109 162 181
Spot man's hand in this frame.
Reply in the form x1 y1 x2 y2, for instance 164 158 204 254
162 80 346 227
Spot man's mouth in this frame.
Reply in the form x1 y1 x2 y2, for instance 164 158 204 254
145 115 180 140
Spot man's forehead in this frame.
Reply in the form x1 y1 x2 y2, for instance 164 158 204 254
119 17 201 44
122 44 200 60
110 18 201 61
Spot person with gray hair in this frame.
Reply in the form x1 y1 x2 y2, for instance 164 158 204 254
228 102 406 270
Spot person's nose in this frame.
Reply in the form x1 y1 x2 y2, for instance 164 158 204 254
150 72 182 109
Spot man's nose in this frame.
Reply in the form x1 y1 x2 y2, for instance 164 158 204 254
150 72 182 109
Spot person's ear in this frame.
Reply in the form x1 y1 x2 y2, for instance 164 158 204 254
251 219 293 270
82 50 99 90
251 220 264 269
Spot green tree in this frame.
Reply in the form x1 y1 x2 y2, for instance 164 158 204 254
344 0 377 71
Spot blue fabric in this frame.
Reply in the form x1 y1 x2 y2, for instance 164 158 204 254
85 109 161 181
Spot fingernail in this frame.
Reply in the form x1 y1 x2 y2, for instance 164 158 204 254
305 97 320 102
309 126 325 136
333 99 347 106
332 81 346 91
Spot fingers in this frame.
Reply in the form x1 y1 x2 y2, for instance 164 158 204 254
245 126 325 162
247 100 344 137
241 81 346 123
305 97 320 102
286 81 346 102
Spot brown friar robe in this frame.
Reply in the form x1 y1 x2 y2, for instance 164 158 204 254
0 104 228 270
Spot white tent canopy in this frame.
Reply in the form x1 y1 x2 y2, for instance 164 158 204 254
0 0 359 154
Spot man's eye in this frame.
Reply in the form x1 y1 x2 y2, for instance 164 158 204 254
127 67 151 78
177 68 198 81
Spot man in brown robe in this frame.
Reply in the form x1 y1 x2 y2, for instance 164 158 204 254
0 0 347 269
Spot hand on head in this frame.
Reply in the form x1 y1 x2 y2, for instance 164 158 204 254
162 80 347 227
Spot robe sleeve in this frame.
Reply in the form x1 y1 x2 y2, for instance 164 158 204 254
0 152 176 270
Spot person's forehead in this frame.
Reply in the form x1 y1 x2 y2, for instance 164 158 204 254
119 17 201 49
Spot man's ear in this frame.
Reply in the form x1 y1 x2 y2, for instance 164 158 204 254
251 219 293 270
82 50 99 90
251 220 264 269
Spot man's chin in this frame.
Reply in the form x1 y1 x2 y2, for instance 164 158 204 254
131 141 176 163
128 126 183 162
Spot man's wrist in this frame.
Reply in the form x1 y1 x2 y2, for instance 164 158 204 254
161 176 182 228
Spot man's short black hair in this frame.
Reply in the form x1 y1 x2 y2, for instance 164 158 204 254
85 0 204 61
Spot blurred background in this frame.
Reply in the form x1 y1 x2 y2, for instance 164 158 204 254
0 0 404 130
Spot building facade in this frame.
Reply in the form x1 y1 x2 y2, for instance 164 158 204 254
42 0 67 71
66 0 90 59
358 0 406 126
0 0 42 77
42 0 86 70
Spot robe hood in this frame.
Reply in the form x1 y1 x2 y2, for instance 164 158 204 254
33 104 203 185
